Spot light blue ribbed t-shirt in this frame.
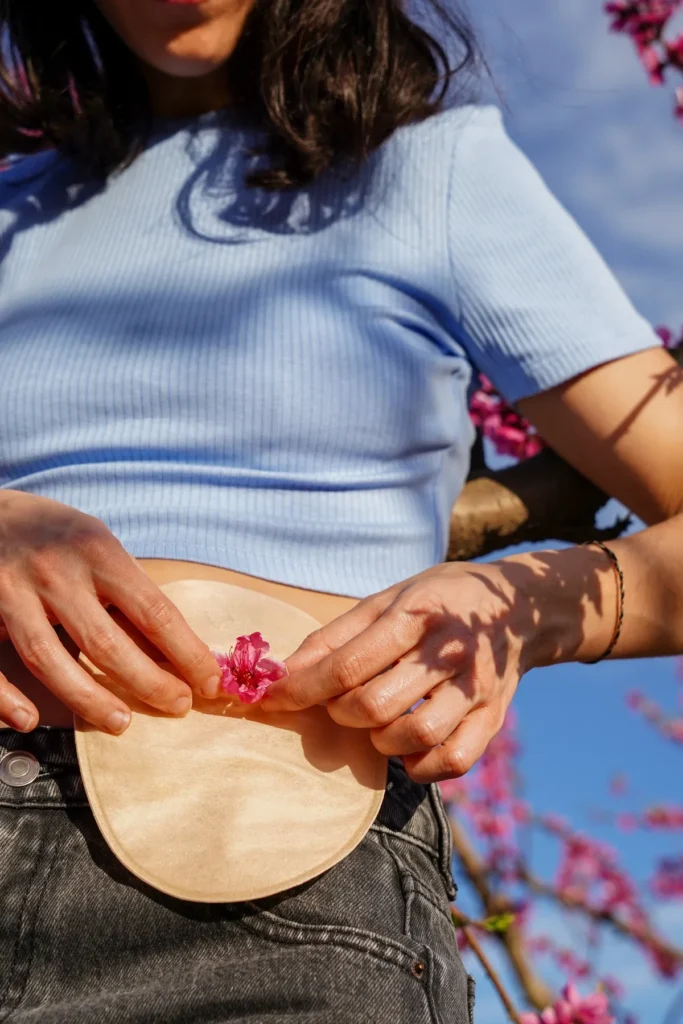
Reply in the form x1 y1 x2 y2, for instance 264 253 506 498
0 105 659 597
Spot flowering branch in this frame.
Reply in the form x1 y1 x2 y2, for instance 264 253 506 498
605 1 683 120
520 869 683 975
626 690 683 745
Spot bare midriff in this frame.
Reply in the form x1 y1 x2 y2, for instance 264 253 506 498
0 559 361 730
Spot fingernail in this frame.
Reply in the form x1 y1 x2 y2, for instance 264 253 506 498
106 709 131 735
171 694 193 717
199 675 221 699
12 708 35 732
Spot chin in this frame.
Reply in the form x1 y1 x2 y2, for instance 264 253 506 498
136 18 244 77
149 52 226 76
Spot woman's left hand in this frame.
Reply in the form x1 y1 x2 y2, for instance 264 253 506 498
261 559 550 783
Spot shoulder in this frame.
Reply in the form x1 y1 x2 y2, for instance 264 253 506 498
387 103 507 164
376 103 516 210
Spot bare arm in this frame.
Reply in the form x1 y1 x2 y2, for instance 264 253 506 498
517 346 683 662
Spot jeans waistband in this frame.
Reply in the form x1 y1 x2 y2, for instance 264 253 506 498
0 728 87 808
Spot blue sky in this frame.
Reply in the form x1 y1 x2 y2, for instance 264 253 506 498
474 0 683 329
452 3 683 1021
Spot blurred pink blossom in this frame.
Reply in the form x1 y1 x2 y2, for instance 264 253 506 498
605 1 683 116
469 375 543 460
519 983 614 1024
651 855 683 898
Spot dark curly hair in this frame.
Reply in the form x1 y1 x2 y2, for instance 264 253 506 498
0 0 480 189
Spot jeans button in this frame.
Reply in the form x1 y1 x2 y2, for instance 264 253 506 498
0 751 40 787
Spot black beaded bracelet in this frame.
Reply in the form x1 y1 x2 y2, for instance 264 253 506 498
582 541 625 664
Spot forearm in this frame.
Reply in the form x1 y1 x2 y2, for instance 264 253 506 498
502 513 683 667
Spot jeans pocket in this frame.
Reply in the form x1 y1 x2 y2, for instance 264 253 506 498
230 829 428 976
234 899 422 972
379 834 471 1024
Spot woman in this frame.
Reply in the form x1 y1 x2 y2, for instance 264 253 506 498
0 1 682 1021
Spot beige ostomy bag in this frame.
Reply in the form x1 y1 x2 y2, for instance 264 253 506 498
75 579 388 903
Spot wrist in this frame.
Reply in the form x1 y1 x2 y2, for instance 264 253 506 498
494 545 619 670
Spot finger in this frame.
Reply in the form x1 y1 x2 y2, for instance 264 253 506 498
0 673 39 732
368 678 474 756
283 590 394 676
3 596 133 735
326 647 454 730
94 562 221 698
401 706 498 784
262 604 421 713
57 594 194 716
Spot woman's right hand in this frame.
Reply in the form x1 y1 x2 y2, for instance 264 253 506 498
0 491 221 734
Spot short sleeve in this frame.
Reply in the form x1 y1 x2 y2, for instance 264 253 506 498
446 106 661 404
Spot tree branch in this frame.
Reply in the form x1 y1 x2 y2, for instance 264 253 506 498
451 909 525 1024
520 868 683 967
450 818 555 1010
448 447 630 562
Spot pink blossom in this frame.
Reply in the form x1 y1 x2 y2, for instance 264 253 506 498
638 41 666 82
520 984 614 1024
438 778 462 802
676 85 683 119
609 774 628 797
214 632 287 704
625 689 644 710
601 977 625 1000
666 717 683 742
644 805 683 828
666 32 683 64
651 855 683 898
469 375 544 461
605 0 683 117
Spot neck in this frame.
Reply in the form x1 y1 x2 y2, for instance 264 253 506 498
142 65 232 120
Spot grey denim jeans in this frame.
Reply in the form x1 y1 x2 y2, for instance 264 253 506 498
0 728 475 1024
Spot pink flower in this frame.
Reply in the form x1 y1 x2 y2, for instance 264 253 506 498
638 41 665 83
666 717 683 742
609 773 628 797
520 984 614 1024
625 689 644 710
469 375 544 461
438 778 462 802
214 632 287 704
666 32 683 64
676 85 683 119
651 856 683 898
